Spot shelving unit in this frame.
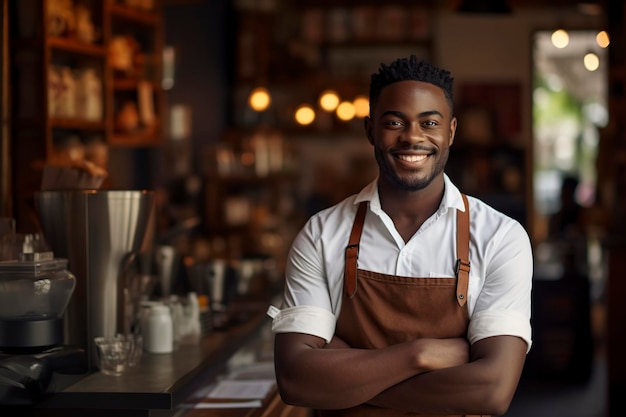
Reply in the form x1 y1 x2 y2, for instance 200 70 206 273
201 127 302 268
9 0 163 230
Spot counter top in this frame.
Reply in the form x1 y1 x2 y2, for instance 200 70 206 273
3 303 273 417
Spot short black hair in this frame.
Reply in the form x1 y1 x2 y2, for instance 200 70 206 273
369 55 455 115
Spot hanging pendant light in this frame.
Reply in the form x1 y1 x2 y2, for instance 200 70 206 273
248 87 272 112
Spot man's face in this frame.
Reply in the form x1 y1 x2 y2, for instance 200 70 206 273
365 80 457 192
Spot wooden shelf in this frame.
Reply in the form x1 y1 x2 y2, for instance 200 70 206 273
50 118 107 131
113 77 159 91
110 3 160 26
110 127 160 147
47 37 107 56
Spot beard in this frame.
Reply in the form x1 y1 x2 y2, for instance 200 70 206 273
374 145 449 192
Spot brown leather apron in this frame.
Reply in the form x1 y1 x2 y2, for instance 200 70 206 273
319 195 487 417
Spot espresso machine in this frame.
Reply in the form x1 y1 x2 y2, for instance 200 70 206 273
0 231 84 404
34 190 154 372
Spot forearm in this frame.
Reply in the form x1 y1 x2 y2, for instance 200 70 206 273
367 336 527 416
274 334 468 410
275 336 419 409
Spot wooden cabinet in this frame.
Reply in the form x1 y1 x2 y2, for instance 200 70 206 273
9 0 163 230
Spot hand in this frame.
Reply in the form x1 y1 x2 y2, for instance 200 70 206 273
414 337 470 372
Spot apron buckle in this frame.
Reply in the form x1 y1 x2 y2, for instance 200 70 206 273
455 258 471 276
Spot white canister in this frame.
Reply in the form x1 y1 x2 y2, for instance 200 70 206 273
77 68 103 121
145 304 173 354
59 67 77 118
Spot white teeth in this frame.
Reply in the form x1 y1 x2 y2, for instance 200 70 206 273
398 154 427 162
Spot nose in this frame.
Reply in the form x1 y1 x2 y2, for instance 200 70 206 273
404 121 423 143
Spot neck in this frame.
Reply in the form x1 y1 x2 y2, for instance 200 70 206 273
378 176 445 241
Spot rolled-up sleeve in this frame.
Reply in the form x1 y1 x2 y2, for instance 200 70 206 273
468 309 532 352
468 219 533 352
267 305 336 343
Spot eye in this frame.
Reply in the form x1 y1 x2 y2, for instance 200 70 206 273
384 120 404 128
422 120 439 127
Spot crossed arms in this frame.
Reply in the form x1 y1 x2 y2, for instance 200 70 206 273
274 332 527 416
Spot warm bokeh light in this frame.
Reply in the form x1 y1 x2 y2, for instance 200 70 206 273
294 104 316 125
353 95 369 118
336 101 356 121
596 30 610 48
584 52 600 71
248 87 271 111
319 90 340 112
551 29 569 48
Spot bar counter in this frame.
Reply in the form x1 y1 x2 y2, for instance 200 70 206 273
1 302 304 417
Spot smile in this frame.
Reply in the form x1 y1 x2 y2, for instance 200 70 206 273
397 154 428 162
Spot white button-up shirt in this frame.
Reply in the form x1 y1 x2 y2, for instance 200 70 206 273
269 175 533 351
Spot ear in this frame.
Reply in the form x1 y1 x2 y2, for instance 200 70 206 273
364 116 374 145
448 116 457 146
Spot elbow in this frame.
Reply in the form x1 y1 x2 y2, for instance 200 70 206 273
479 379 517 416
483 394 513 416
275 375 308 408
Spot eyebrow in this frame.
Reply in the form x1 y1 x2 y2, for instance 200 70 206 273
380 110 444 119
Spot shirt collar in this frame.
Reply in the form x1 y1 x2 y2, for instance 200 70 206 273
354 174 466 215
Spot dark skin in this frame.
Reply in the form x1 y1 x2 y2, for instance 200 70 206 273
274 80 527 415
366 80 456 241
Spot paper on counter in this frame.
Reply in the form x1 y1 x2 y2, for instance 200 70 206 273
185 400 263 409
227 361 275 380
207 379 275 400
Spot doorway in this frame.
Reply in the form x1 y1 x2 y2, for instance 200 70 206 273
532 29 608 242
528 29 609 398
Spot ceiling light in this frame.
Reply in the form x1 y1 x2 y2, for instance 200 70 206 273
319 90 340 112
248 87 271 112
551 29 570 49
336 101 356 121
353 95 369 118
295 104 315 125
596 31 610 48
584 52 600 72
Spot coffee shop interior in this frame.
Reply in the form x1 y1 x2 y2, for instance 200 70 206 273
1 0 625 416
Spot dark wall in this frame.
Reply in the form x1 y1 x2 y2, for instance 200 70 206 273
163 0 233 175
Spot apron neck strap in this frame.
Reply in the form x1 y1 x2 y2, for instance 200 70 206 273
455 194 470 307
345 202 368 299
344 195 471 306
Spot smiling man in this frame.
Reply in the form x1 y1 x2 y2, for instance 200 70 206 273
268 56 533 417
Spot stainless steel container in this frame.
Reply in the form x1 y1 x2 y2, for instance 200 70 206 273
34 190 154 370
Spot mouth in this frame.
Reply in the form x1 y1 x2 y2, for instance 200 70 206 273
392 149 433 168
397 154 428 163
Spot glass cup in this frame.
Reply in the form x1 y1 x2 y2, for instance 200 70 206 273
128 333 143 367
94 335 132 376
